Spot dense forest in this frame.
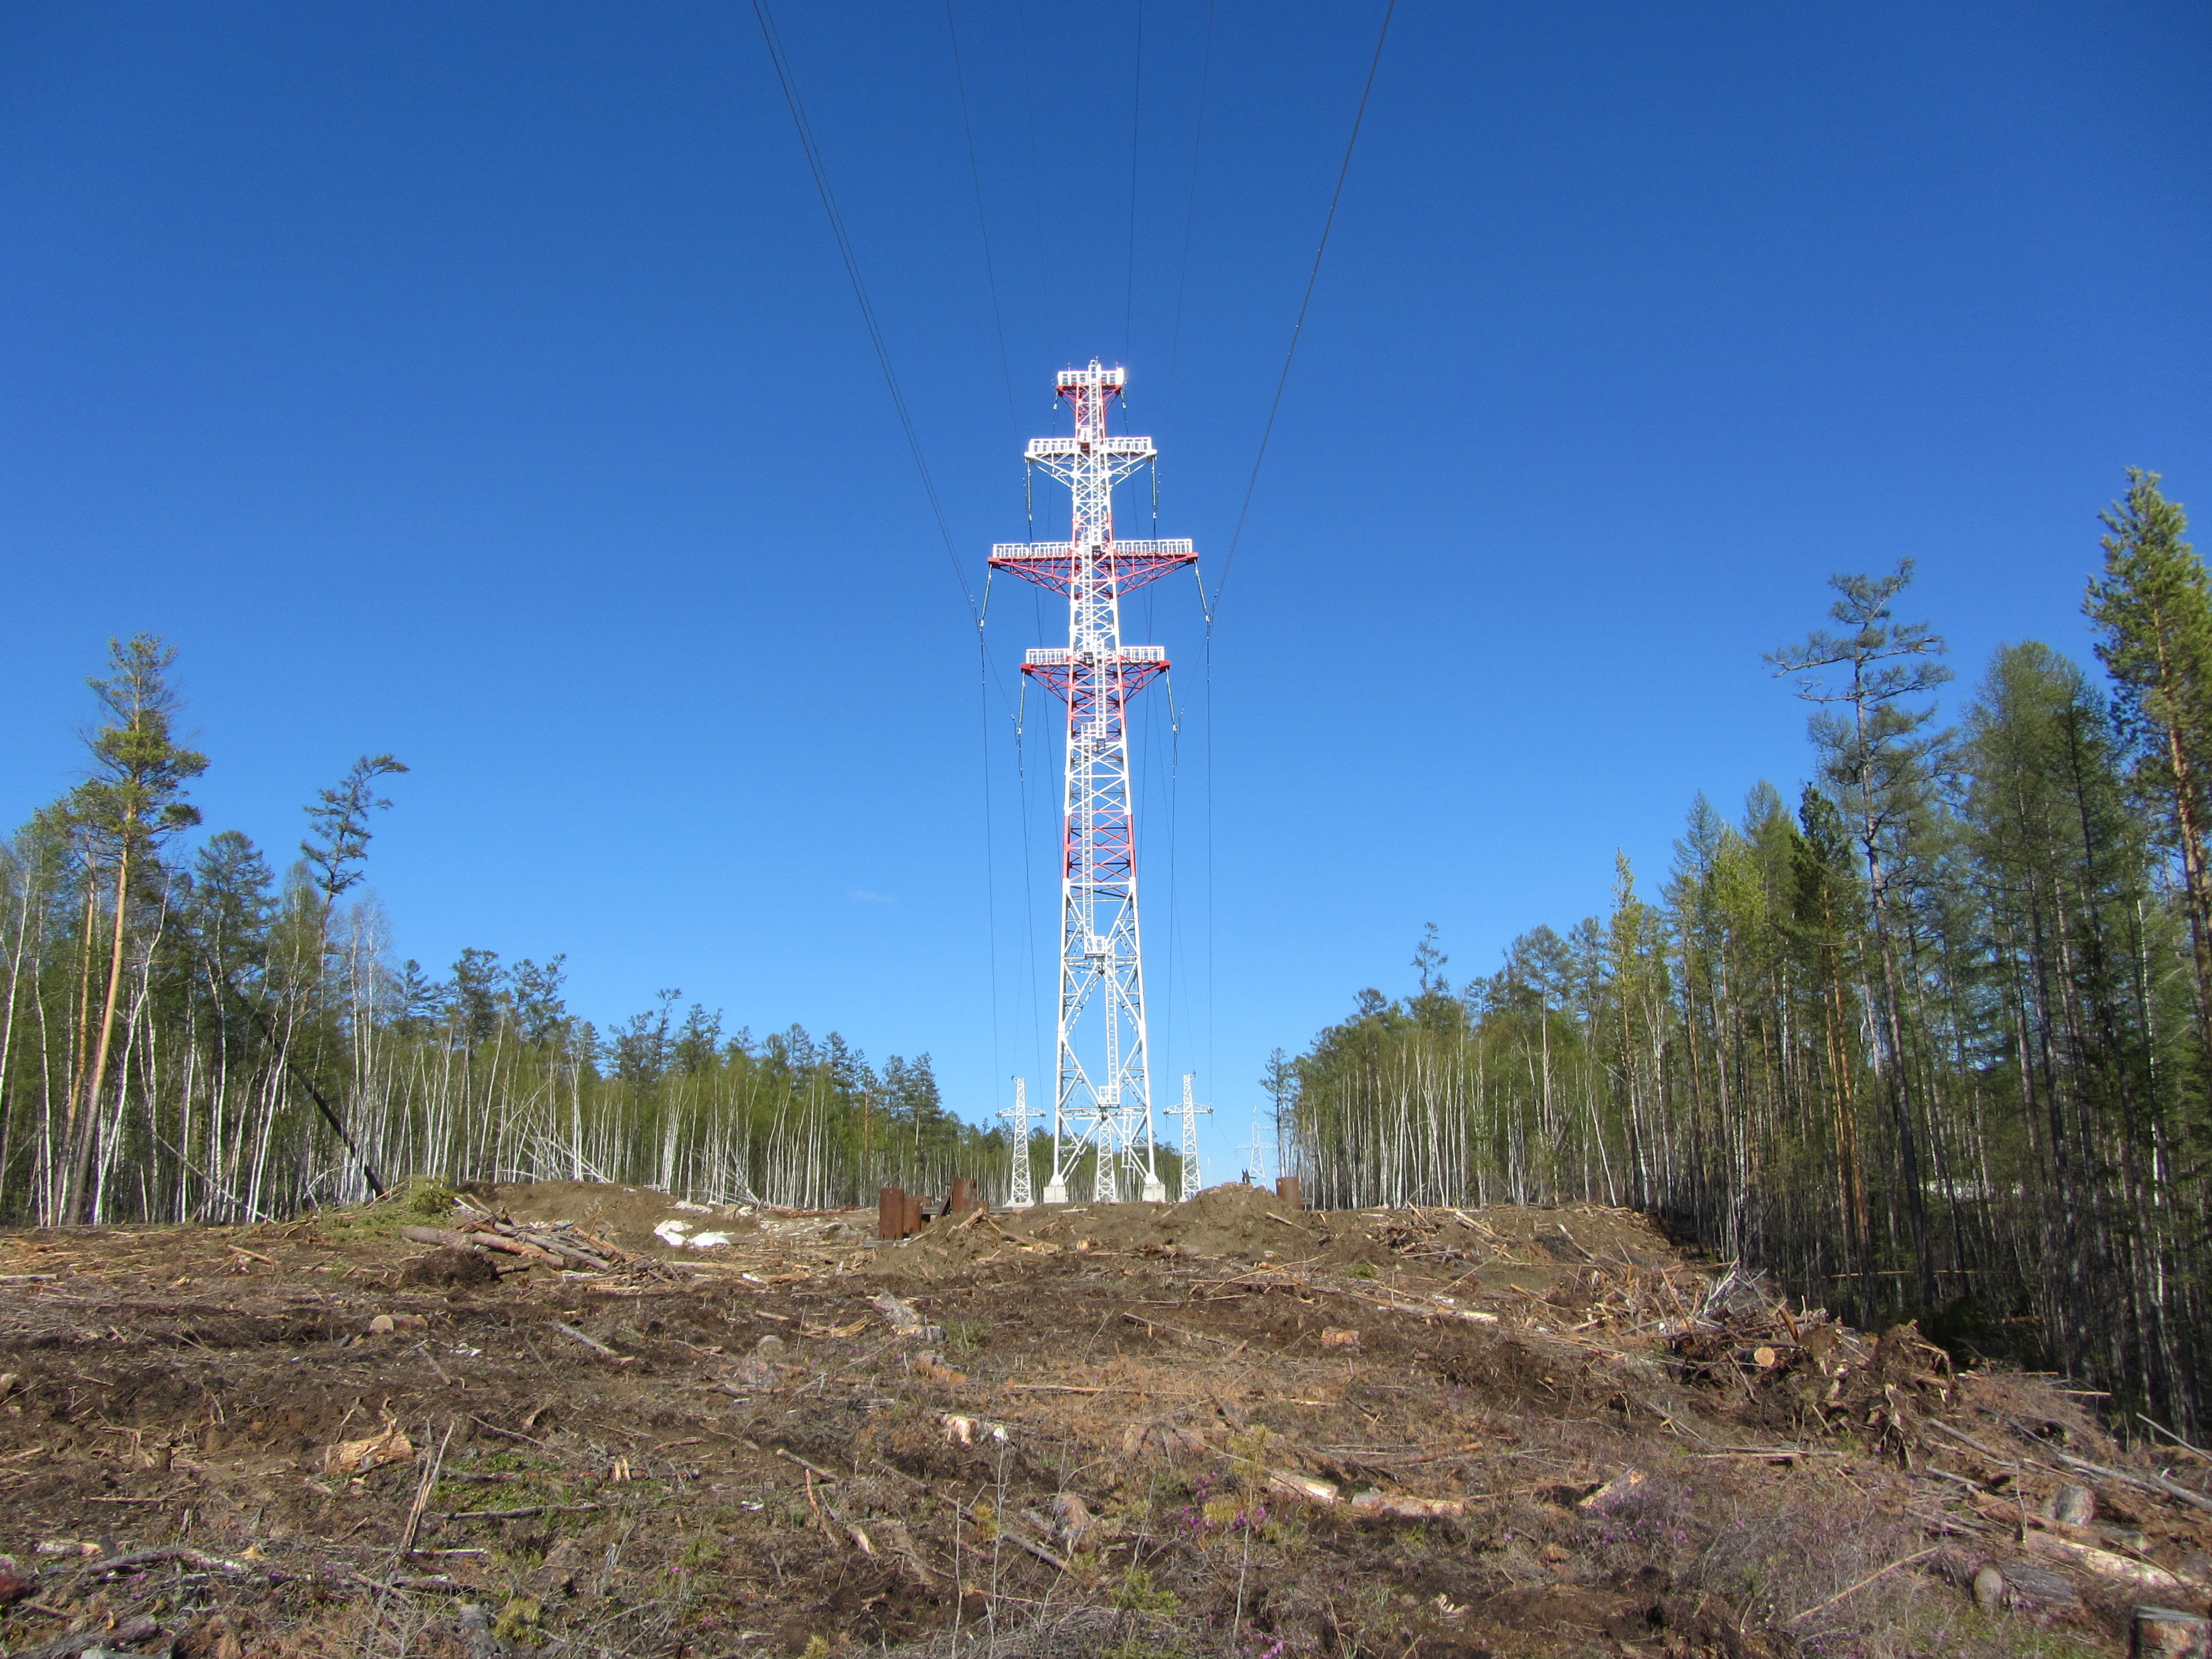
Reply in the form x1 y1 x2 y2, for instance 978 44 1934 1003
1286 471 2212 1431
0 646 1142 1226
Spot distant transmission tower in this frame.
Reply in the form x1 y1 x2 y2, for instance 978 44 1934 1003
993 362 1196 1204
1000 1077 1035 1209
1177 1074 1211 1203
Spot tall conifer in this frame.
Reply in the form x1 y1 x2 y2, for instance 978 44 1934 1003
1768 565 1951 1307
2084 470 2212 1052
64 635 207 1219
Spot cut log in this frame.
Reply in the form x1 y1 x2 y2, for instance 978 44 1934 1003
1579 1469 1647 1509
1348 1489 1464 1520
2022 1530 2197 1597
401 1225 557 1262
2133 1607 2211 1659
1268 1471 1341 1505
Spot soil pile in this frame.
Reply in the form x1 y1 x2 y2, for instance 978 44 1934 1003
474 1180 763 1254
870 1185 1682 1291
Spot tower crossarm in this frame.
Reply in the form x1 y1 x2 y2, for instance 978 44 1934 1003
1025 435 1155 461
990 539 1196 598
1026 436 1154 493
1020 646 1168 704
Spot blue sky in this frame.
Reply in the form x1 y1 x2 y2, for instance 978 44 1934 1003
3 2 2206 1180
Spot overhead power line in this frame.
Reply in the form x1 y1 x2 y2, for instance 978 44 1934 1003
943 0 1020 435
1163 0 1219 427
1205 0 1397 622
749 0 979 622
1123 0 1146 362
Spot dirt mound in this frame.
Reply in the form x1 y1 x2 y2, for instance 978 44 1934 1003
871 1183 1317 1279
1147 1181 1314 1255
872 1190 1683 1286
469 1179 762 1253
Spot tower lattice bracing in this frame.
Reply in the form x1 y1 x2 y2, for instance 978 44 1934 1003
993 362 1195 1204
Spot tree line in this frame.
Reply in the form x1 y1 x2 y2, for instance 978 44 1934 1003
1284 471 2212 1431
0 640 1140 1224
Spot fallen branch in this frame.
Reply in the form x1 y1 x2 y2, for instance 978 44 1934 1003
429 1503 610 1521
2049 1450 2212 1517
1922 1419 2011 1462
400 1420 455 1553
59 1545 254 1583
489 1226 610 1269
1785 1548 1940 1625
2138 1415 2212 1465
12 1614 163 1659
1329 1282 1500 1326
1120 1311 1239 1349
401 1225 557 1262
552 1322 632 1364
997 1526 1071 1572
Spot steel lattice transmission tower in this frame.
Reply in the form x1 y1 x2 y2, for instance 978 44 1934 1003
999 1078 1035 1209
993 362 1196 1204
1177 1074 1211 1203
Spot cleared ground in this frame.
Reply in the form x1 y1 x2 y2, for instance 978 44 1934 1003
0 1181 2204 1658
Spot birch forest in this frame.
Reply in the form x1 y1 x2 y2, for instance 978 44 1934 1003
1287 471 2212 1431
0 638 1062 1227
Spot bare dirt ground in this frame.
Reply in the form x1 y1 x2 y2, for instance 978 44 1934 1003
0 1181 2206 1659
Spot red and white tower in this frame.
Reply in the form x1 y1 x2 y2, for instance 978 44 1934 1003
994 362 1196 1203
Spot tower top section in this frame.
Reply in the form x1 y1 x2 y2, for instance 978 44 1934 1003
992 358 1194 598
1057 361 1125 398
1026 360 1151 472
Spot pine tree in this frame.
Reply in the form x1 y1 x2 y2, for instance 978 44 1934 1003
303 754 408 904
1769 565 1951 1306
64 635 208 1219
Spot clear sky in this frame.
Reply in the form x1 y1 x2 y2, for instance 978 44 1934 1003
3 2 2206 1180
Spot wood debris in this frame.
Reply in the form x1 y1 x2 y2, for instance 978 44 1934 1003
325 1416 415 1475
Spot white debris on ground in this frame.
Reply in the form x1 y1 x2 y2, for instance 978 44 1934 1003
651 1218 735 1249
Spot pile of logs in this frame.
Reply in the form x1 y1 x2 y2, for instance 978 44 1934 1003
400 1202 649 1276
